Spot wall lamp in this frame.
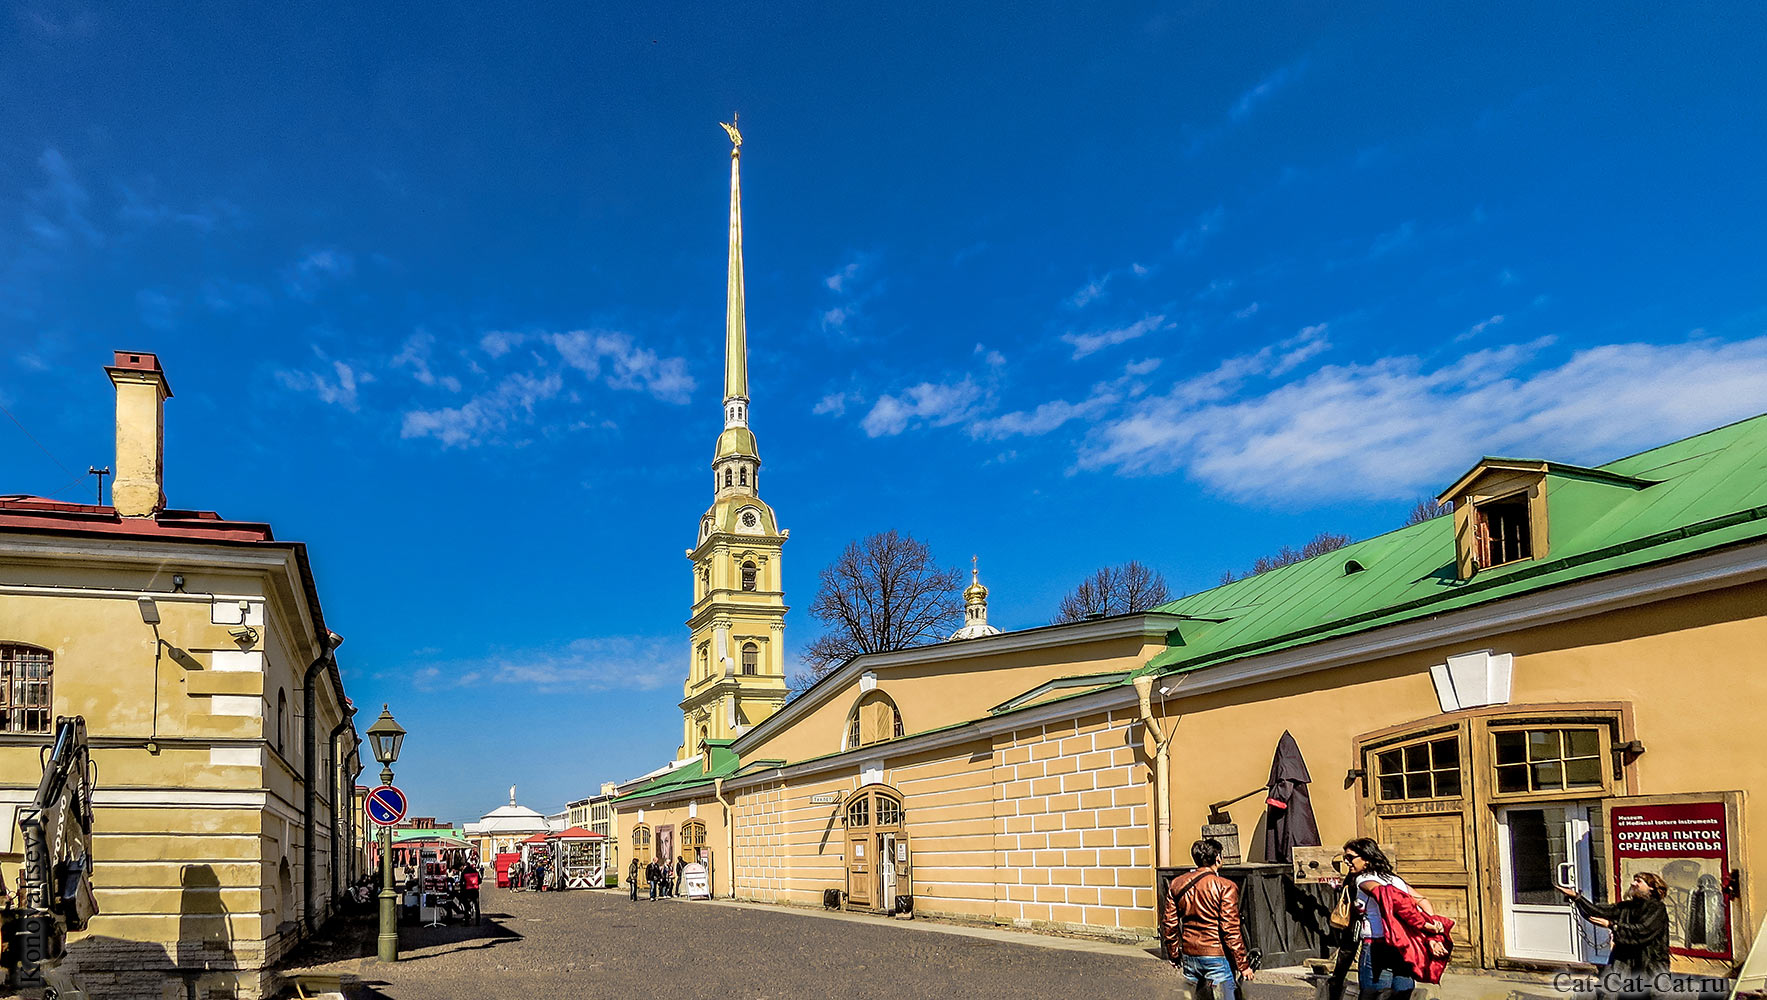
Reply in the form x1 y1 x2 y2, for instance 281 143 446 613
1345 766 1368 794
137 595 161 625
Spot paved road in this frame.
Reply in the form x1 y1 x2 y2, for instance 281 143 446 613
283 887 1311 1000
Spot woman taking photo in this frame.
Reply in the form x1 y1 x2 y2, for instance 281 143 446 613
1342 838 1445 1000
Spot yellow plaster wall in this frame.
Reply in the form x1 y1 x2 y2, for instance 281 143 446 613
739 635 1163 767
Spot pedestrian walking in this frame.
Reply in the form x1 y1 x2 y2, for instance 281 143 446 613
675 855 688 896
460 865 481 925
1558 872 1671 999
628 857 641 901
1160 838 1254 1000
1343 837 1446 1000
647 859 660 900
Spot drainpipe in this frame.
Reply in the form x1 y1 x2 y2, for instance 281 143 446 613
302 632 343 936
1133 675 1181 868
714 778 736 899
327 705 357 913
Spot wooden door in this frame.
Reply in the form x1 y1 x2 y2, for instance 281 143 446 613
846 833 873 908
1362 725 1483 965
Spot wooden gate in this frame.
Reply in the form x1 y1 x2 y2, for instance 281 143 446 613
843 785 905 910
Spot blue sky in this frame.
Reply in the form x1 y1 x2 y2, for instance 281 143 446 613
5 2 1767 823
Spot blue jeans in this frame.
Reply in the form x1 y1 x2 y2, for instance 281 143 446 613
1181 954 1239 1000
1359 939 1416 1000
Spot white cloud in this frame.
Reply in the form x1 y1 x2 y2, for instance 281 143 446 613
861 378 983 437
480 330 525 358
1234 302 1261 320
276 359 371 411
549 330 695 404
407 635 678 693
821 306 851 332
1079 333 1767 503
1062 313 1171 360
813 392 854 417
975 344 1007 367
825 259 862 293
1460 314 1505 341
400 370 563 446
282 247 355 299
1230 60 1306 122
392 332 462 392
970 395 1114 440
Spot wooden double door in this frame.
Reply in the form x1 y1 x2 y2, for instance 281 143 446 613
844 786 907 911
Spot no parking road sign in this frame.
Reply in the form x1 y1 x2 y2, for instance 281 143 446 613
366 785 408 826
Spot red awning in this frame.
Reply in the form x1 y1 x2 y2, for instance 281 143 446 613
547 826 604 840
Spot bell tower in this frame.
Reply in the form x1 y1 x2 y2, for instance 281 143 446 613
680 119 790 760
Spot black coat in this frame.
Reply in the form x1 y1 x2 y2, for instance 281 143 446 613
1573 895 1671 975
1263 730 1322 863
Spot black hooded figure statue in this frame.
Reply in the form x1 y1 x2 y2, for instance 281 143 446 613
1264 730 1322 863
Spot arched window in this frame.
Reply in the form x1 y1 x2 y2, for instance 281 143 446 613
697 644 710 680
741 642 759 675
698 726 708 755
843 691 905 751
724 468 733 487
741 562 757 591
739 466 748 486
632 824 652 864
277 688 288 753
0 643 53 734
682 820 707 860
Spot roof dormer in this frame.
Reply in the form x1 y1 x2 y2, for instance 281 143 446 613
1438 458 1655 580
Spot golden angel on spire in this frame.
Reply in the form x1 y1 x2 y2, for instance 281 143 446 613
720 113 742 149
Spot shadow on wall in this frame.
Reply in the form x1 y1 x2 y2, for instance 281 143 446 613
178 863 235 979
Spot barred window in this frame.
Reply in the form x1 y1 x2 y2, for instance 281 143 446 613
1 644 53 734
741 642 759 675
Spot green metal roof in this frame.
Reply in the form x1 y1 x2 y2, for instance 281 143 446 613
613 744 742 804
1143 412 1767 676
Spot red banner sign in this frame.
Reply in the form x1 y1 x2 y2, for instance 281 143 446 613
1609 800 1733 960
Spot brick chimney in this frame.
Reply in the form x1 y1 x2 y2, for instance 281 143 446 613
104 351 174 517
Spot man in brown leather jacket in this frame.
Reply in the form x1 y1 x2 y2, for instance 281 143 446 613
1161 838 1254 1000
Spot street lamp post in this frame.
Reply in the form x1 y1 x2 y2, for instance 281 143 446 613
365 705 406 963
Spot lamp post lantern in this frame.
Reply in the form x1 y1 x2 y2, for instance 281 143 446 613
366 705 406 963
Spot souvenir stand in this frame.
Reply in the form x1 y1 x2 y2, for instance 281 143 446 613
546 827 607 890
519 833 552 890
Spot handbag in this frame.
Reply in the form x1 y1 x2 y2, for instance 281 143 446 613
1329 883 1357 930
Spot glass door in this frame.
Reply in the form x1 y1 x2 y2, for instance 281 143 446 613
1496 803 1608 964
880 833 898 910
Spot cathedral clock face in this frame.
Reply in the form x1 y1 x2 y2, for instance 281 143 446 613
741 510 758 529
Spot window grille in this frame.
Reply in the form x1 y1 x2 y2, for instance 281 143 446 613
1 644 52 734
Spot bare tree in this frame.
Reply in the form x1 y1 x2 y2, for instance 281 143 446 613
1220 532 1352 584
1403 496 1452 526
1053 560 1171 623
793 530 962 694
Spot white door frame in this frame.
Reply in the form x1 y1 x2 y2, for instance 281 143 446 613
1495 802 1608 964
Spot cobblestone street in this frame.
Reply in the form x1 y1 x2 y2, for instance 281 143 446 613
281 887 1307 1000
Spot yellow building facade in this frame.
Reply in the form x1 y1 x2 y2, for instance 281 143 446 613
0 352 361 1000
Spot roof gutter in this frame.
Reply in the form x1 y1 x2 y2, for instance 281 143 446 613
327 703 358 913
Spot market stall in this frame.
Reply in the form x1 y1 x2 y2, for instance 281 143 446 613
519 832 552 890
546 827 607 890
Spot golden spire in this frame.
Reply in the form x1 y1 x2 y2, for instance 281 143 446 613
722 115 747 404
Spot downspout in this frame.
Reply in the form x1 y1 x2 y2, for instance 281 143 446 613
714 778 736 900
302 632 343 936
1133 675 1181 868
327 705 357 913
